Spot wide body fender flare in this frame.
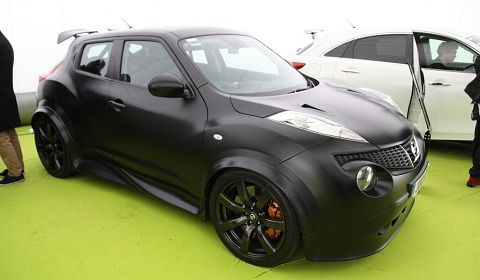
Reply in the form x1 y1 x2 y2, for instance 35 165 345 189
203 152 316 246
31 106 81 167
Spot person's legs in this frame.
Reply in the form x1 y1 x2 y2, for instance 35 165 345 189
7 128 24 173
468 120 480 186
0 129 24 185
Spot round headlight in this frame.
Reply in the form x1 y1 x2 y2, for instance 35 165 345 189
356 166 377 192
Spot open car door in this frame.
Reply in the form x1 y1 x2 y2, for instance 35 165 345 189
407 57 432 153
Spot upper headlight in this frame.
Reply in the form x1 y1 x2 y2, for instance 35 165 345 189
267 111 367 142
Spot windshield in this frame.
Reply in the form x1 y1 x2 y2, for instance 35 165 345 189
181 35 308 96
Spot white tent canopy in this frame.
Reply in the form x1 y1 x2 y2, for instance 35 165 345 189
1 0 478 93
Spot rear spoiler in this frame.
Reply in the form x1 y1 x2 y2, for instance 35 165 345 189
57 29 97 44
304 29 324 39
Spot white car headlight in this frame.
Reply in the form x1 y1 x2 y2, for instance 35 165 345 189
267 111 367 143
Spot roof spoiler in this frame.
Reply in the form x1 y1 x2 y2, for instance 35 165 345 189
57 29 98 44
304 29 324 39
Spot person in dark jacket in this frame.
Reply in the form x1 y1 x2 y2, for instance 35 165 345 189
466 55 480 187
430 41 458 69
0 30 25 186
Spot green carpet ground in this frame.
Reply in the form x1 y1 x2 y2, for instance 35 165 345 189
1 126 479 279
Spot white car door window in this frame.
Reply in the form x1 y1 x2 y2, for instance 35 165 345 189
417 34 477 140
331 35 414 115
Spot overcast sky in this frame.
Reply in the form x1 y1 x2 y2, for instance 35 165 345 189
1 0 479 93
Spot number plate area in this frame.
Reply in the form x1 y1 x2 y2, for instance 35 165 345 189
408 163 428 199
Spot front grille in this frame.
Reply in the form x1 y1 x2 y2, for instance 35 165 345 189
335 137 421 169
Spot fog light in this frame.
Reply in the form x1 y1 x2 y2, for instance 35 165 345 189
356 166 376 192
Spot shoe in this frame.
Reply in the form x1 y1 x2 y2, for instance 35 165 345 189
0 169 24 177
467 176 480 187
0 174 25 186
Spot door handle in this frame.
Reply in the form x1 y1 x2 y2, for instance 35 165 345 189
109 100 127 112
341 69 360 74
428 82 451 86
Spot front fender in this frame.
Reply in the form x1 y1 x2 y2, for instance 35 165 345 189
203 150 315 246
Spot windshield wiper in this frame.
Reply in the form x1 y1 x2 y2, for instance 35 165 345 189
289 87 311 94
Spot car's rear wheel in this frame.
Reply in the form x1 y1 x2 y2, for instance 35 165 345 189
33 116 74 178
210 169 302 267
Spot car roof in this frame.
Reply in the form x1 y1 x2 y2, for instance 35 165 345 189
58 26 250 44
310 26 474 39
307 26 480 53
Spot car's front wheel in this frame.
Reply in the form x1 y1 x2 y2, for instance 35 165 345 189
210 169 302 267
33 115 75 178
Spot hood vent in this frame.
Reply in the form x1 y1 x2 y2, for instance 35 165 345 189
301 103 330 115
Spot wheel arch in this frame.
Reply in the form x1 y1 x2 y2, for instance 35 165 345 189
31 106 82 167
203 154 315 245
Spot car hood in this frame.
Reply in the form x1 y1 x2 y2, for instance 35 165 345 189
230 81 414 148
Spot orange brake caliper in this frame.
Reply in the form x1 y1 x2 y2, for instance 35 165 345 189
267 199 282 240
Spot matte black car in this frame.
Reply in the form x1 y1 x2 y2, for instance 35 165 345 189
33 27 428 267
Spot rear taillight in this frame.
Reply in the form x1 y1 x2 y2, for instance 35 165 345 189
39 60 63 82
291 62 306 70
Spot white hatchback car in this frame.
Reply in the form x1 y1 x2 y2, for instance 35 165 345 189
290 27 480 141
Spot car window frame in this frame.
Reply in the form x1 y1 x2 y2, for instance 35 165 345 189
116 39 183 87
181 34 308 96
415 32 477 73
76 41 114 78
324 41 352 58
331 34 413 65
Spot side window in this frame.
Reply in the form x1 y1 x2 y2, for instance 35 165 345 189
79 42 112 76
417 33 476 72
325 41 351 58
348 35 411 64
120 41 181 86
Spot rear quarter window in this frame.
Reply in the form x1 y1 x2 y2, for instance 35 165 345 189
325 41 351 57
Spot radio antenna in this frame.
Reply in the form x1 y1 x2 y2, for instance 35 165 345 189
121 18 133 29
345 18 356 28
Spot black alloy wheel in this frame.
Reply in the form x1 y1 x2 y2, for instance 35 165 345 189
210 170 302 267
33 116 74 178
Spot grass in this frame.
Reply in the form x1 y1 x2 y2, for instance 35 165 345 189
0 127 479 279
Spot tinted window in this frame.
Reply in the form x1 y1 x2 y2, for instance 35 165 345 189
79 42 113 76
120 41 181 86
325 41 351 57
347 35 411 64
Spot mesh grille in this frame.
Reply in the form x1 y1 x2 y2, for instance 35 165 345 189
335 138 420 169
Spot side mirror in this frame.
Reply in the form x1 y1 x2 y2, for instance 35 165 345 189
148 73 193 99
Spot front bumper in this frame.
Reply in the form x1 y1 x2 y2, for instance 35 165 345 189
304 182 417 261
278 134 428 261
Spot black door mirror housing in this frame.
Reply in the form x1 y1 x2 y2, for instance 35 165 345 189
148 73 193 99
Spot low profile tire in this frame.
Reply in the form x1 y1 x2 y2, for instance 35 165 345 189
210 169 302 267
33 115 75 178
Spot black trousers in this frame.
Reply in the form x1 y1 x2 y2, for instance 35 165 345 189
470 120 480 176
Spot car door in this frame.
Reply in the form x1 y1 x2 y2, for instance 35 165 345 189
415 33 477 140
331 34 414 115
107 39 208 199
72 41 113 157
